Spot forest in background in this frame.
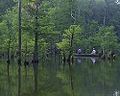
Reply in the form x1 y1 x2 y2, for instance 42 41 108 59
1 0 120 95
0 0 120 60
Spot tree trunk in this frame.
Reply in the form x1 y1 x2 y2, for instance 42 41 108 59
33 3 39 92
24 40 28 78
68 33 74 62
7 20 12 78
18 0 22 96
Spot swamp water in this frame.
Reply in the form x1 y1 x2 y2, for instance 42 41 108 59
0 56 120 96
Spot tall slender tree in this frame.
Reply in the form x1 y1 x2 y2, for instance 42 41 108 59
18 0 22 96
6 20 12 78
33 1 39 92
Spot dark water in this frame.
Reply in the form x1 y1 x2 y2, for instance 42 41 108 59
0 56 120 96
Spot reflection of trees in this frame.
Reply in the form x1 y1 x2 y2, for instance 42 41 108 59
53 58 120 96
72 59 120 96
57 58 120 96
56 62 76 96
68 63 75 96
1 57 120 96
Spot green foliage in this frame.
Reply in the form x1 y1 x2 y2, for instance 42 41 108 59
1 0 120 96
57 25 82 55
96 26 119 51
0 9 18 53
57 39 70 54
0 0 120 56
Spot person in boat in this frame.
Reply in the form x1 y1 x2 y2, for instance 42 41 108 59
91 48 96 55
77 48 82 54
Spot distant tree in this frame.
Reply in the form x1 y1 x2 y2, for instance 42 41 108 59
96 26 119 53
57 25 82 61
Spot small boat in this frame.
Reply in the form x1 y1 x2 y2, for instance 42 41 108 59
74 54 99 57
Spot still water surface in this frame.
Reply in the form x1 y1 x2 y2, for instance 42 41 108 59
0 56 120 96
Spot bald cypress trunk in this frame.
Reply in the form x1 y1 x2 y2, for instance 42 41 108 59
68 0 75 62
6 20 11 79
33 3 39 92
18 0 22 96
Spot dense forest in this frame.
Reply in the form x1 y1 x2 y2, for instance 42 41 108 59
0 0 120 59
0 0 120 96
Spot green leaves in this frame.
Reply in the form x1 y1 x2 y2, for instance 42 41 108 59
0 0 120 56
57 39 70 53
96 26 119 51
57 25 82 55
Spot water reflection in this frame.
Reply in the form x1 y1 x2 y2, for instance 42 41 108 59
90 57 96 64
0 56 120 96
77 58 81 64
77 57 97 64
113 90 120 96
68 63 75 96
